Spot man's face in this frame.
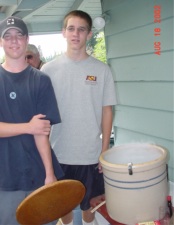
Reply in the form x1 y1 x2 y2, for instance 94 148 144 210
0 28 28 60
25 51 40 68
63 16 92 51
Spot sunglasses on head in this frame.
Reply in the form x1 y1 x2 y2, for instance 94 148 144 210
25 55 33 60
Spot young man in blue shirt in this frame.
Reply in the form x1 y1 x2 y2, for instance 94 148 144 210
0 16 63 225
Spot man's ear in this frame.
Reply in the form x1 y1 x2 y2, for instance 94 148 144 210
87 31 93 41
62 29 66 38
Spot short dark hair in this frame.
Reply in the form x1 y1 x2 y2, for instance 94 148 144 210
63 10 92 31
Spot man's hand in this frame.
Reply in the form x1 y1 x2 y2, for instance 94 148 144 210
45 174 57 185
28 114 51 135
98 162 103 173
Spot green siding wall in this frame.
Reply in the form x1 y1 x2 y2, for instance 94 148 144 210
101 0 174 181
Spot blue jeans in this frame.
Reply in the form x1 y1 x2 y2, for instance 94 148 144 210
0 190 58 225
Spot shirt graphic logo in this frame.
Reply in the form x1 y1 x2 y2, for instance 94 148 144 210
10 92 16 99
86 76 97 81
85 75 97 85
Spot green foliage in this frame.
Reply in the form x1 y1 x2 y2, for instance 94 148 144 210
86 32 98 55
44 53 58 62
87 31 107 63
0 55 5 64
93 32 107 63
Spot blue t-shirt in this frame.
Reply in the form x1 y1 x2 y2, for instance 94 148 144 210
0 65 63 191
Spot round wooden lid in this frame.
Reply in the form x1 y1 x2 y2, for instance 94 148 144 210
16 180 86 225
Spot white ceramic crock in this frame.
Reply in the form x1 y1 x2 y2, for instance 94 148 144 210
99 143 169 225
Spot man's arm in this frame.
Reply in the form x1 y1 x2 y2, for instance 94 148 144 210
0 114 51 137
98 105 113 173
34 134 57 185
101 105 113 153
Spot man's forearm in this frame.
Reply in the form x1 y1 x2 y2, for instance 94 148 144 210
0 122 31 137
0 114 51 138
34 134 56 184
101 105 113 152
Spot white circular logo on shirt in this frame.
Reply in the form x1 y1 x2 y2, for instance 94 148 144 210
10 92 16 99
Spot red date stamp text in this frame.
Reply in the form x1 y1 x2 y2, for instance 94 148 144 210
154 5 161 55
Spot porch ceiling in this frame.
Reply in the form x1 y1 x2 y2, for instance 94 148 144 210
0 0 102 34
